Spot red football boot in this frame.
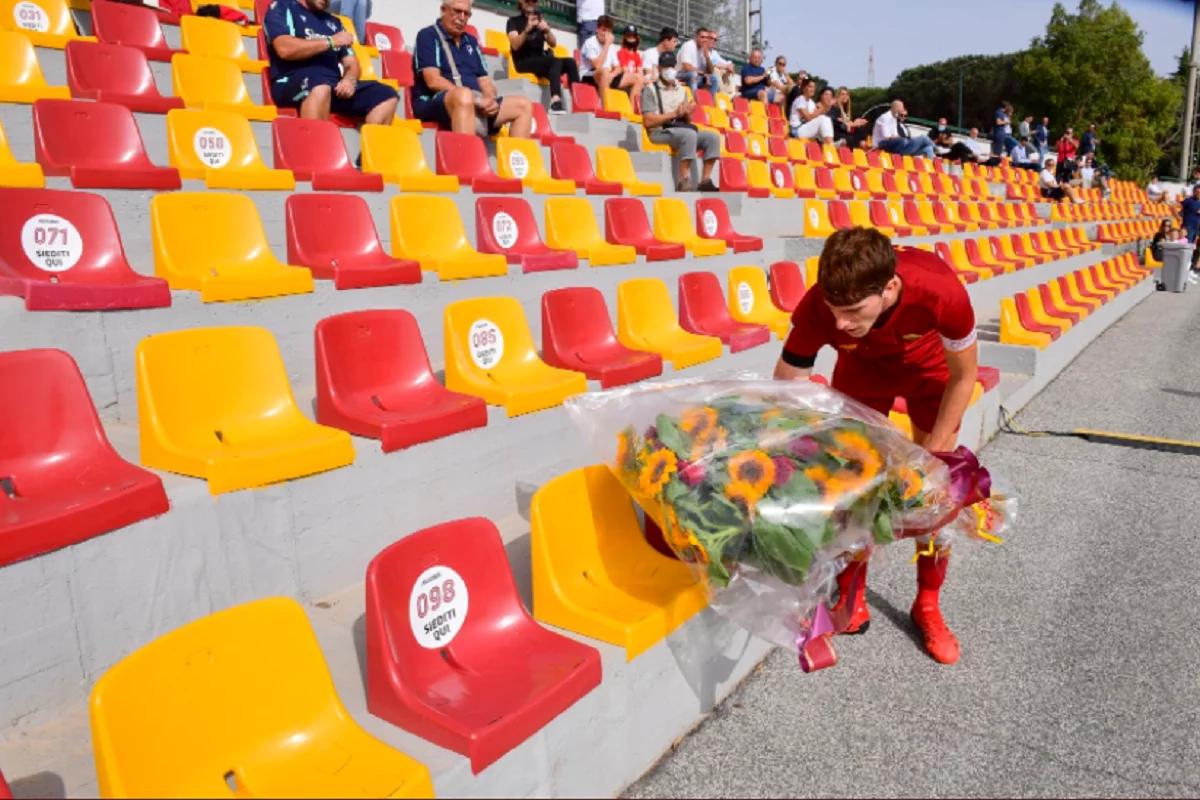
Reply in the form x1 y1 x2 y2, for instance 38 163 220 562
832 558 871 635
911 549 960 664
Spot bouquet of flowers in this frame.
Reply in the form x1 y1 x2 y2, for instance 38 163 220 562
566 378 1014 657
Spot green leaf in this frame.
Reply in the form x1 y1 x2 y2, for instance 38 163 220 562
781 470 820 502
655 414 691 460
750 517 814 585
872 511 895 545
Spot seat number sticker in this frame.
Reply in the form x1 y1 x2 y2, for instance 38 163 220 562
701 209 719 237
193 127 232 169
13 1 48 32
736 281 754 315
373 32 392 50
772 167 786 188
492 211 519 249
750 139 761 155
469 319 504 369
808 207 819 229
409 565 469 649
21 215 82 272
508 150 529 179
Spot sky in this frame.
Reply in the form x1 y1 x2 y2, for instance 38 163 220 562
761 0 1195 87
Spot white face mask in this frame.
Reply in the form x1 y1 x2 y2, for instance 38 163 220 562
661 68 678 83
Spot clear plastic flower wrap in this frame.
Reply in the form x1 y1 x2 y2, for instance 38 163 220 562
564 378 1014 659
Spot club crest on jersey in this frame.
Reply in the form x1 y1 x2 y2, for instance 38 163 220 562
838 343 858 351
902 333 924 340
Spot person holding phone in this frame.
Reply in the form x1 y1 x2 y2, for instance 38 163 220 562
506 0 578 114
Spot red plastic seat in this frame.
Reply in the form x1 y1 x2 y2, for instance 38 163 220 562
474 197 577 273
677 272 770 352
987 236 1024 271
931 200 968 231
0 768 9 799
695 197 762 252
869 200 913 236
364 21 404 52
0 349 169 567
718 158 766 197
550 140 621 195
91 0 178 62
65 41 183 114
285 194 421 289
0 187 171 310
1037 283 1082 324
571 83 620 120
827 199 854 230
934 242 979 285
1013 292 1062 340
435 131 522 193
604 198 685 261
256 54 360 129
365 517 602 773
977 365 1000 392
315 310 487 452
529 102 573 148
541 287 662 388
271 117 381 191
768 260 806 311
32 99 180 189
723 130 749 158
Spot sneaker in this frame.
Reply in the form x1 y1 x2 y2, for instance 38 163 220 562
1188 273 1197 285
911 601 960 665
549 99 566 115
676 177 694 193
698 179 719 192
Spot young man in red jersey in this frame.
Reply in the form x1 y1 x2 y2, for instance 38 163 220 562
773 227 979 664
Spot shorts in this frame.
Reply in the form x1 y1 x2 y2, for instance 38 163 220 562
581 73 623 91
831 359 949 435
411 90 505 135
270 69 397 117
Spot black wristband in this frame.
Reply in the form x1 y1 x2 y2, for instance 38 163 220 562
780 349 817 369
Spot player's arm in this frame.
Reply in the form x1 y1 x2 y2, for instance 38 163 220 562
922 342 977 453
773 358 811 381
773 293 824 381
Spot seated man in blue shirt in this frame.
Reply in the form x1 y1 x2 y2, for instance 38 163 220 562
739 48 781 109
413 0 533 138
263 0 398 124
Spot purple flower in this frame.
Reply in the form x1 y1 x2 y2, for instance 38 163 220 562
788 436 821 462
680 460 707 487
773 456 795 487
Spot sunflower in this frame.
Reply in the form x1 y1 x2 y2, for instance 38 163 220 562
725 479 766 510
615 430 634 473
896 465 923 501
727 450 776 496
684 532 711 565
831 431 883 477
680 406 719 441
690 425 730 462
638 448 678 497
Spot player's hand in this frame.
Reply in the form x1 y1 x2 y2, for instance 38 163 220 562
335 77 356 99
923 433 957 454
331 30 354 48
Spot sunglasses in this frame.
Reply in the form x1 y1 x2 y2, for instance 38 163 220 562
446 6 472 17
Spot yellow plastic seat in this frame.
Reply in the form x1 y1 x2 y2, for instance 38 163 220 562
166 108 295 189
136 327 353 493
803 200 836 237
889 409 913 440
617 278 722 369
179 14 267 72
361 123 458 192
544 197 636 266
151 192 313 302
351 40 398 89
1047 279 1091 318
603 88 641 123
942 202 979 231
785 138 809 163
652 197 726 256
90 597 433 798
999 297 1051 349
595 146 662 196
0 119 44 186
172 52 276 120
0 0 94 48
704 105 731 131
714 92 732 111
831 168 867 199
848 200 889 234
640 126 672 155
187 0 259 33
804 256 819 289
496 137 575 194
946 240 991 281
390 194 506 280
885 199 927 235
996 235 1035 269
443 296 586 416
746 158 791 199
0 31 71 102
1023 288 1071 334
529 465 708 660
727 265 790 339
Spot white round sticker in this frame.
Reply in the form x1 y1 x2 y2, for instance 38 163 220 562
701 208 719 237
852 174 862 190
13 1 48 32
21 214 82 273
807 207 819 228
491 211 519 250
750 139 762 155
889 207 900 223
530 116 539 135
373 32 392 50
732 117 743 131
468 319 504 369
408 565 469 649
736 281 754 315
508 150 529 179
193 127 231 169
772 167 786 188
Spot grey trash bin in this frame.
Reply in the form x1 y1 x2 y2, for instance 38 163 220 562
1160 242 1195 293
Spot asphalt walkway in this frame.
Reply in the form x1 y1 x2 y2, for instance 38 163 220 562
626 285 1200 798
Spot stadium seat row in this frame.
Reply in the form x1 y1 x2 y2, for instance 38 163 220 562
1094 219 1160 245
930 227 1100 283
998 252 1149 348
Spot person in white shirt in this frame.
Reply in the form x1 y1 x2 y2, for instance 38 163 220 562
767 55 794 109
677 26 720 97
1039 157 1080 203
640 26 678 82
872 99 935 159
1146 176 1164 203
579 15 643 96
576 0 603 42
707 30 736 94
788 77 833 141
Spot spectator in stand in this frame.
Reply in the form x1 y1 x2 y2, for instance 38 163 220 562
992 101 1017 156
579 16 643 97
641 51 719 192
264 0 397 124
1188 167 1200 193
1183 184 1200 243
968 126 980 140
506 0 578 114
640 26 677 82
1055 126 1078 180
1150 219 1171 263
788 77 833 142
677 27 720 97
413 0 532 137
576 0 603 43
1078 123 1098 159
1018 114 1033 140
933 128 983 165
768 56 795 105
1034 116 1049 158
708 30 737 95
328 0 370 44
1039 157 1081 203
1009 137 1037 170
872 99 935 159
739 48 780 107
616 25 643 75
1146 175 1165 203
829 86 870 148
